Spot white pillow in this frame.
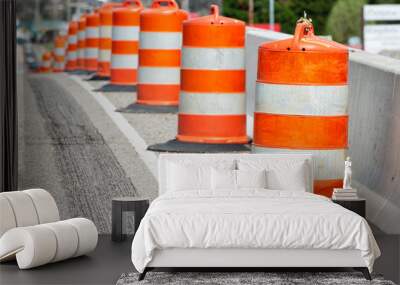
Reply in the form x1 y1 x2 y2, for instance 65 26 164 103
211 169 268 190
165 159 236 192
167 162 211 191
236 169 267 189
211 168 236 190
266 165 306 191
238 159 308 192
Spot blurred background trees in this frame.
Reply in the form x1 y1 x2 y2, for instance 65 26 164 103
16 0 400 45
326 0 366 44
223 0 400 43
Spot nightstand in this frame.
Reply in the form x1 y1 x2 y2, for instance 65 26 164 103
112 197 150 242
332 198 366 218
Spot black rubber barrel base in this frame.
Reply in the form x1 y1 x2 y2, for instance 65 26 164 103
148 139 251 153
96 84 137 93
116 103 178 114
87 74 109 81
68 70 93 76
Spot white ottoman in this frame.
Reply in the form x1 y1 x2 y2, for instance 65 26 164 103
0 189 98 269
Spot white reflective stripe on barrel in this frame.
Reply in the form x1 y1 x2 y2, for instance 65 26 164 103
42 61 51 68
139 32 182 50
255 83 348 116
68 36 77 44
253 146 346 180
179 91 246 115
99 49 111 62
85 48 98 58
86 27 99 39
68 52 77 60
78 49 85 58
54 62 65 69
112 26 139 41
100 26 112 38
78 31 85 40
111 54 138 69
138 67 180 84
182 47 245 70
54 48 65 56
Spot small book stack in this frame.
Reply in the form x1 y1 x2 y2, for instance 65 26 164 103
332 188 358 200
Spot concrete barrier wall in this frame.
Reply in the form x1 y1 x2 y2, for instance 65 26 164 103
348 52 400 234
245 28 400 234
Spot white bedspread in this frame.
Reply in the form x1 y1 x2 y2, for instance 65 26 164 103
131 190 380 273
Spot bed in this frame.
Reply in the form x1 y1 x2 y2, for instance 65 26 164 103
131 153 380 280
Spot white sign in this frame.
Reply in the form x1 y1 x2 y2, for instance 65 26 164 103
364 24 400 53
364 5 400 21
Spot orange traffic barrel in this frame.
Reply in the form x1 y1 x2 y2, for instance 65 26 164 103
97 2 121 77
53 35 67 72
77 14 86 70
66 20 78 71
110 0 143 85
85 11 100 72
253 18 349 197
176 5 247 144
40 52 52 73
137 0 188 105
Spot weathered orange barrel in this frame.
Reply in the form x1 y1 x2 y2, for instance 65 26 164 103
66 21 78 71
110 0 143 85
176 5 247 144
77 15 86 70
253 19 349 197
53 35 67 72
40 52 52 72
97 2 121 77
137 0 188 105
85 11 100 72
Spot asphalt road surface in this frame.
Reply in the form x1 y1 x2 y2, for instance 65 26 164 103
18 68 138 234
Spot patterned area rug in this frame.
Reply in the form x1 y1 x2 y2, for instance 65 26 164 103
117 272 396 285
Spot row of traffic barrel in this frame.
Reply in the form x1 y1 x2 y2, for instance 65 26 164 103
37 1 349 198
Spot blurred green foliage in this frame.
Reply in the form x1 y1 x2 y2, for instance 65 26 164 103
223 0 400 42
326 0 366 43
223 0 337 35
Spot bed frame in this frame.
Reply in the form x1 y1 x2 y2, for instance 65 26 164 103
138 154 372 281
139 248 371 280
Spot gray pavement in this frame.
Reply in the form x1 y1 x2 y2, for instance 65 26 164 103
26 75 137 233
18 52 71 221
87 80 178 147
53 75 158 200
18 50 158 233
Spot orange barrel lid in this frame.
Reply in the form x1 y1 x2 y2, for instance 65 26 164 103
42 52 52 60
54 36 65 47
113 0 143 26
68 21 78 34
99 2 122 26
101 1 120 9
140 0 188 32
86 11 100 27
183 5 245 47
78 14 86 28
258 18 349 85
260 19 348 53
